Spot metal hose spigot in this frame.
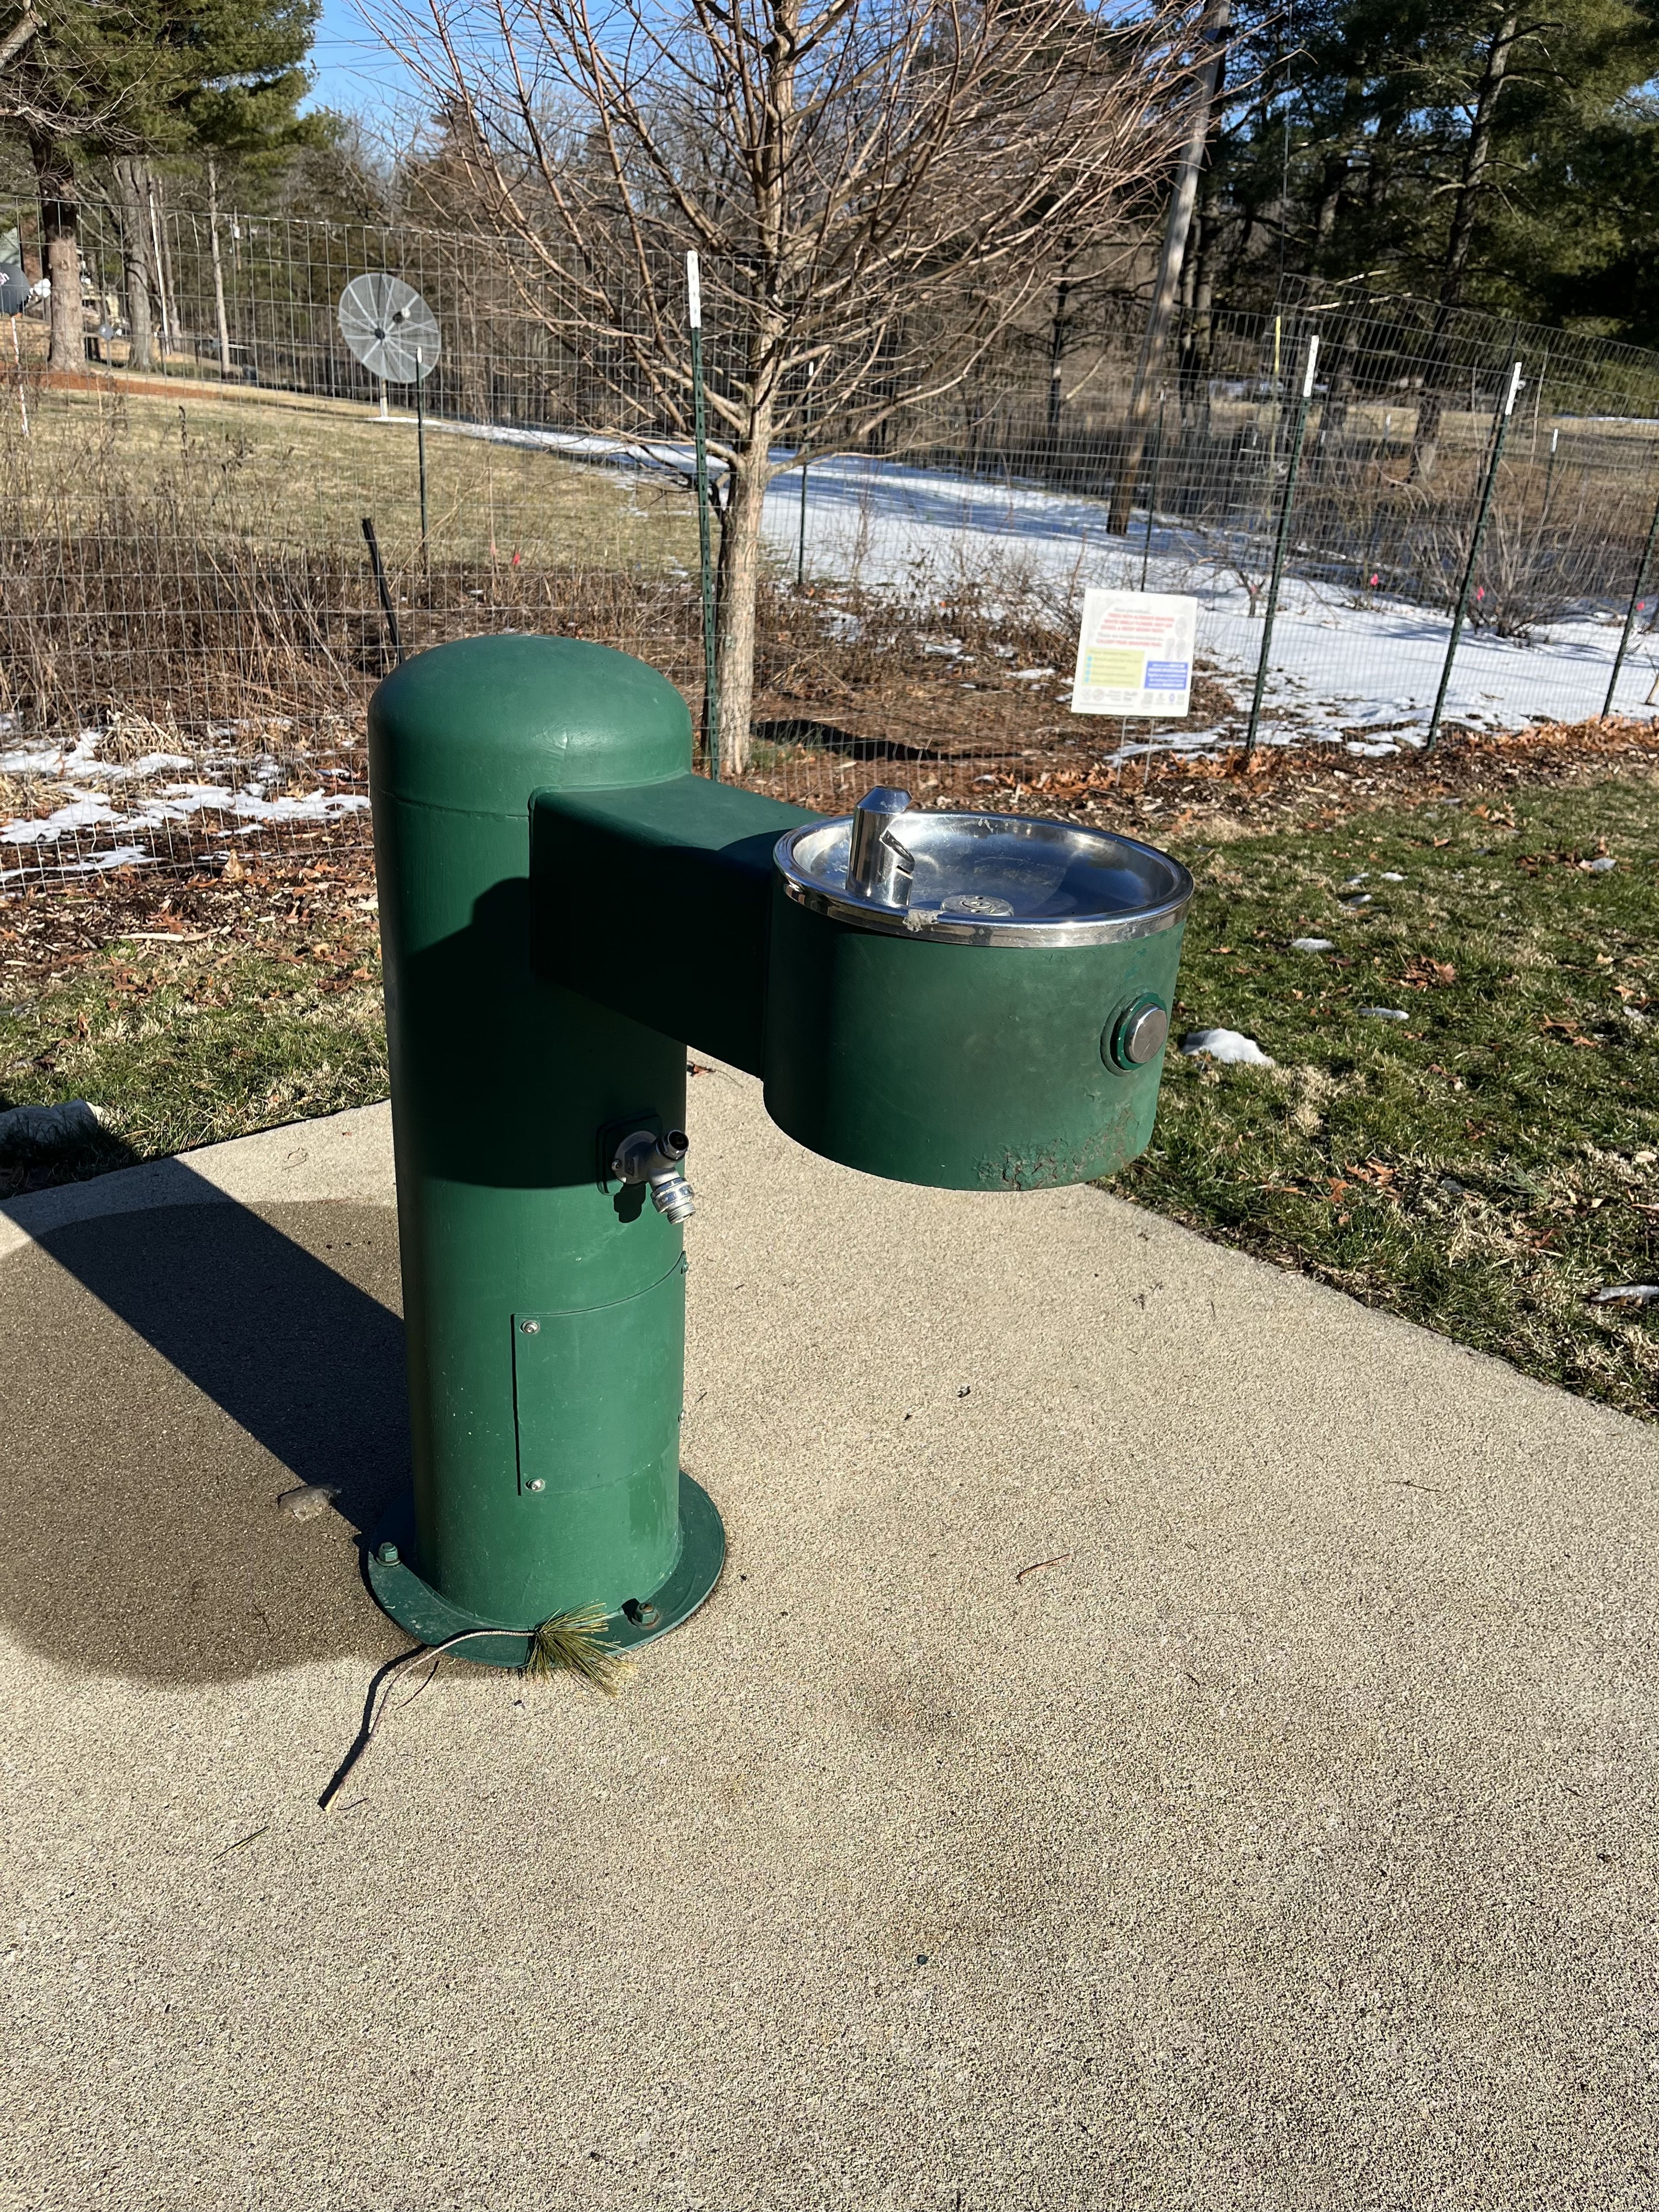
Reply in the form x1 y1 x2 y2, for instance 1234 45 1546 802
612 1128 695 1222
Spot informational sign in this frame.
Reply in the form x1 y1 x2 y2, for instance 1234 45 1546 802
1069 590 1196 717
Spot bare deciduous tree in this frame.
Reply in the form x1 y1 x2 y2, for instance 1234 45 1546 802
390 0 1202 768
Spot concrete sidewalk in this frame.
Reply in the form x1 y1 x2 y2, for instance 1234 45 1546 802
1 1070 1654 2211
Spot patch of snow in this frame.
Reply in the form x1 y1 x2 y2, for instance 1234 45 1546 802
1290 937 1335 952
1583 855 1617 871
1357 1007 1410 1021
87 752 197 784
1590 1284 1659 1304
1180 1027 1275 1067
744 453 1659 741
1 795 121 844
1 844 156 883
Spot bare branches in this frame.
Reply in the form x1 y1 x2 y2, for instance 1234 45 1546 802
387 0 1202 465
381 0 1203 762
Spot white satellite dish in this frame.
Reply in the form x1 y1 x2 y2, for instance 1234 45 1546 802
338 273 440 386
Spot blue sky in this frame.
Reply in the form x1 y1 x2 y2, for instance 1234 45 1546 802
304 0 423 124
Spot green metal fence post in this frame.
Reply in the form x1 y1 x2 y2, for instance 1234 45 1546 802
414 345 429 558
1140 402 1164 594
796 448 810 588
688 252 720 780
1426 359 1524 752
1243 332 1319 765
1601 482 1659 721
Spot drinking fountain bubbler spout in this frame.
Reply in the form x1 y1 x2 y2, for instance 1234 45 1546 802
845 785 915 909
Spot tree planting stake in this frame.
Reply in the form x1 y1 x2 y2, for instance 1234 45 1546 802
1426 359 1523 751
360 516 402 664
1243 333 1319 764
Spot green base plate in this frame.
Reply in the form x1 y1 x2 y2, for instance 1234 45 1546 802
363 1472 726 1669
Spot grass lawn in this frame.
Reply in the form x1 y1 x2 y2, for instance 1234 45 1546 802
1125 778 1657 1418
0 857 386 1171
19 382 701 577
3 774 1655 1419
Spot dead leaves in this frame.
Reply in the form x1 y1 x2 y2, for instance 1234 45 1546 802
1540 1017 1602 1049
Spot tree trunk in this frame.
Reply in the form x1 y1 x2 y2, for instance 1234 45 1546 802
1107 0 1230 534
1441 7 1516 308
713 397 776 775
112 158 153 371
208 159 232 381
1410 6 1518 482
29 132 80 374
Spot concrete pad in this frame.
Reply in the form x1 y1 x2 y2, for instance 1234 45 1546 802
0 1073 1655 2210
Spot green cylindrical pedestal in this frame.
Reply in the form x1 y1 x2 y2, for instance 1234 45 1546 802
366 634 724 1664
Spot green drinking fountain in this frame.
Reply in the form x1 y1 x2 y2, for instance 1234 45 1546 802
364 633 1192 1663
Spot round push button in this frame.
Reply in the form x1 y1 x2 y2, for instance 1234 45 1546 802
1106 997 1169 1070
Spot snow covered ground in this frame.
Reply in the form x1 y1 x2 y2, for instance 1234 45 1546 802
0 728 368 884
753 453 1658 751
426 420 1657 752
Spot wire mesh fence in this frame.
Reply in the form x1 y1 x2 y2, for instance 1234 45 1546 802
2 203 1657 889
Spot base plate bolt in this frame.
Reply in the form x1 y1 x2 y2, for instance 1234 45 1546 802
377 1541 400 1566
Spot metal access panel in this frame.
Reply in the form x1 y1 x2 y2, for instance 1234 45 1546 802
511 1264 685 1502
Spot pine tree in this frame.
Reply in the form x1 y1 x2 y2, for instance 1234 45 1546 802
0 0 318 370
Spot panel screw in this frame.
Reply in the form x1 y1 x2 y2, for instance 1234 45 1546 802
528 1478 545 1493
519 1319 540 1335
376 1541 400 1565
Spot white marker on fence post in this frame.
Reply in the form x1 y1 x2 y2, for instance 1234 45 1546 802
1426 358 1524 750
687 250 719 779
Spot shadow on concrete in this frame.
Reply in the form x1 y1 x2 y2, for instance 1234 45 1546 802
0 1164 410 1683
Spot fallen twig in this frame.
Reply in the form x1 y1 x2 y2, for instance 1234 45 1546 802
1015 1551 1074 1583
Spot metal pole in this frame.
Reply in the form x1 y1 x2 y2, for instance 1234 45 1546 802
688 252 720 780
1243 333 1319 764
795 361 816 588
10 315 27 437
1601 483 1659 721
1425 359 1523 751
415 348 429 557
147 185 170 375
1140 402 1164 593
